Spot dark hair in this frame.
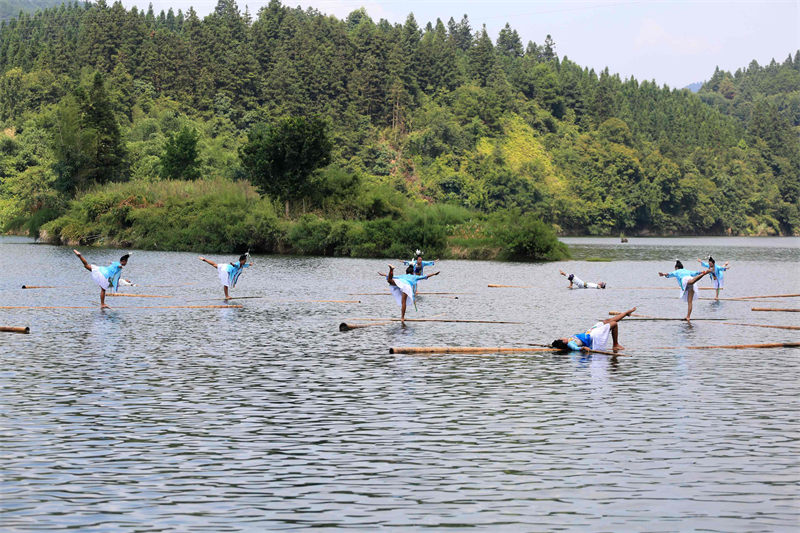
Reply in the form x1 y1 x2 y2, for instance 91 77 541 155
599 282 606 289
675 260 683 269
708 255 715 265
567 274 574 281
119 254 130 262
239 254 248 262
405 265 414 274
551 339 569 350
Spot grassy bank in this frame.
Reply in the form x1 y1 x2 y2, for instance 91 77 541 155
37 179 569 261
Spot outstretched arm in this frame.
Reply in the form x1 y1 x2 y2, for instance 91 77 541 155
559 269 567 277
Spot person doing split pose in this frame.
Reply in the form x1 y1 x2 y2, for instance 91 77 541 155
199 254 252 299
559 270 606 289
697 256 730 300
658 260 712 321
73 250 132 308
551 307 637 352
380 264 440 324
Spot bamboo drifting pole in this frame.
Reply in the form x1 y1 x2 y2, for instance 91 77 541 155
734 293 800 299
107 293 172 298
721 322 800 331
607 311 727 321
389 346 626 356
0 305 242 310
488 284 531 288
0 326 29 334
339 321 391 331
752 308 800 312
699 297 781 302
655 342 800 350
348 292 473 296
21 285 61 289
345 317 524 324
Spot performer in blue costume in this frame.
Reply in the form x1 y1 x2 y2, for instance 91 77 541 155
401 249 437 276
199 254 252 299
658 260 712 321
73 249 132 308
551 307 636 352
380 264 441 324
697 256 730 300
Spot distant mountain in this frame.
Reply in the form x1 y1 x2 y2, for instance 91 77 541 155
1 0 64 22
684 81 703 93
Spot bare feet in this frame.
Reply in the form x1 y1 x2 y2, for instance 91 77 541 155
612 344 624 351
73 249 81 256
101 304 110 309
625 307 637 317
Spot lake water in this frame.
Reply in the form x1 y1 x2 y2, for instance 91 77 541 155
1 236 798 531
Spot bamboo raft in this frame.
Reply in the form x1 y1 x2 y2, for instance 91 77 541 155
0 326 29 334
108 293 172 298
721 322 800 331
389 346 625 356
752 308 800 312
0 305 242 309
346 317 524 324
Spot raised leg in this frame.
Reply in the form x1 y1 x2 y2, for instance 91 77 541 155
74 249 92 272
199 256 218 268
603 307 636 325
386 265 397 287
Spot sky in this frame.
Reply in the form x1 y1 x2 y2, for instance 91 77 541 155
120 0 800 89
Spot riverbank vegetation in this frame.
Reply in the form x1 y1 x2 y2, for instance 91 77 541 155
0 0 798 260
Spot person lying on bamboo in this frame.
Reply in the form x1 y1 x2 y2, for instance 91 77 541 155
658 260 713 321
559 269 606 289
73 249 133 309
696 256 730 301
199 254 252 299
551 307 637 353
379 264 441 324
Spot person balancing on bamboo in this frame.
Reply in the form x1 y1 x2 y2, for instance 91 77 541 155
658 260 713 321
73 249 133 308
199 253 252 299
401 249 438 276
551 307 637 352
380 263 441 324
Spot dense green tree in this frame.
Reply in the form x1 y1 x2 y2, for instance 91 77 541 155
239 116 332 215
160 125 200 180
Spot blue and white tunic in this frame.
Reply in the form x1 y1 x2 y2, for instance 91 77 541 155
664 268 703 301
701 261 728 289
218 262 250 288
566 322 611 351
389 273 429 308
402 260 435 276
90 262 123 292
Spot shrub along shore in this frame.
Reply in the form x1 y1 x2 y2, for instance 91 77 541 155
37 179 570 261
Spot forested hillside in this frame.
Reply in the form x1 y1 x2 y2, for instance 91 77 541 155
0 0 63 21
0 0 797 257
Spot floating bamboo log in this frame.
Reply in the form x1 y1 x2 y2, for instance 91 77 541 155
655 342 800 350
339 321 391 331
0 305 242 310
389 346 625 356
721 322 800 331
346 317 524 324
107 293 172 298
699 297 781 302
0 326 29 334
734 293 800 299
347 292 473 296
607 311 727 321
752 308 800 312
488 284 531 288
21 285 60 289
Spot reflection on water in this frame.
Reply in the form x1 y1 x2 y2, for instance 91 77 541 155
1 237 798 530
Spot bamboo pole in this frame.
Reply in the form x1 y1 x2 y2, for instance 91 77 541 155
752 308 800 312
0 326 29 334
488 284 531 288
0 306 92 309
0 305 242 309
390 346 626 356
348 292 473 296
339 321 391 331
721 322 800 331
655 342 800 350
345 317 524 324
607 311 727 321
733 294 800 299
21 285 61 289
699 297 781 302
107 293 172 298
